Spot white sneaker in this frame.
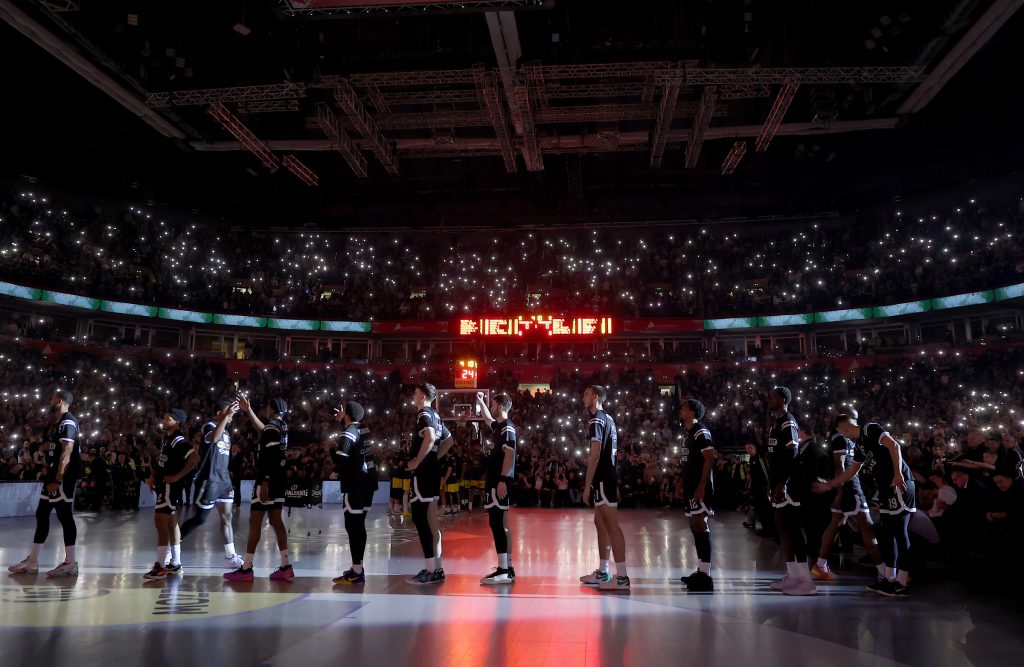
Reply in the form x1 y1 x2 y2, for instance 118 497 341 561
769 575 793 590
580 570 611 585
8 558 38 574
782 576 818 596
480 568 512 585
225 554 245 569
598 575 631 591
46 562 79 578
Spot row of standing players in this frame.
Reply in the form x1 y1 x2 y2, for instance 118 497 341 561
7 385 916 597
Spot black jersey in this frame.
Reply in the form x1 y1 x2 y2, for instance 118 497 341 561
256 417 288 485
199 420 232 484
409 407 450 463
766 411 800 487
797 438 833 497
485 419 517 487
588 409 618 483
853 422 911 484
680 421 714 492
335 422 374 486
43 412 80 482
829 431 855 471
156 430 190 483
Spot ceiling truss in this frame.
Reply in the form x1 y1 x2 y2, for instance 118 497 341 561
150 63 929 176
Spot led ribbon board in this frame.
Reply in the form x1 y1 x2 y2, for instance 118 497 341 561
457 316 613 337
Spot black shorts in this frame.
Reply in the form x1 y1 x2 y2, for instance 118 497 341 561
410 466 440 504
771 481 802 509
878 482 917 516
196 479 235 510
39 477 77 505
484 487 509 511
251 479 285 512
833 481 869 517
590 479 618 507
343 477 374 514
683 494 714 517
155 482 181 515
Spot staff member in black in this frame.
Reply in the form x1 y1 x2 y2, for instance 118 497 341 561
765 387 816 596
8 390 81 577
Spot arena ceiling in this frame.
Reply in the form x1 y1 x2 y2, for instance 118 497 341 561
1 0 1023 227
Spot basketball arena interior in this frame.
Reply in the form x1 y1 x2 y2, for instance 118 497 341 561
2 1 1024 666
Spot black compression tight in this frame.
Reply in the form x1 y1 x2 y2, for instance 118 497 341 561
775 507 807 562
411 501 434 558
488 506 508 554
34 500 77 546
693 530 712 563
877 512 912 571
344 511 368 565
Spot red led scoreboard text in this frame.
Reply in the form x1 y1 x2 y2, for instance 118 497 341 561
458 316 614 337
455 359 478 389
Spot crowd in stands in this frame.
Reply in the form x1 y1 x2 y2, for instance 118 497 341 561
1 335 1021 561
3 187 1024 320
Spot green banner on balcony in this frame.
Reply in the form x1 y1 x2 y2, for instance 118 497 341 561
101 300 158 317
814 307 873 323
159 308 213 324
42 290 99 310
704 317 758 330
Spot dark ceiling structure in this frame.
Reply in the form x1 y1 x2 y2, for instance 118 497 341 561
2 0 1023 226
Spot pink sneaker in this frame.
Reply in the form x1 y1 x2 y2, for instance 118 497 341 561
269 564 294 581
224 567 255 582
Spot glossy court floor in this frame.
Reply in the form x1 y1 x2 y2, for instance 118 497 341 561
1 506 1022 667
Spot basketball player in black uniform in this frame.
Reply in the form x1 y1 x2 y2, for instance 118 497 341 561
144 409 197 580
815 414 916 596
225 396 293 582
332 401 374 585
8 390 81 577
811 410 885 582
179 399 243 569
579 385 630 591
477 391 517 585
765 387 816 595
407 383 454 585
677 399 715 592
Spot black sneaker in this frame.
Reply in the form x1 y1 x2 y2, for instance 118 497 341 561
866 579 894 595
680 570 700 584
686 572 714 592
143 562 167 580
508 566 516 580
407 569 432 585
164 563 183 574
429 568 446 584
881 582 910 598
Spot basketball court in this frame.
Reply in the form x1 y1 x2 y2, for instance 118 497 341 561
1 507 1020 667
